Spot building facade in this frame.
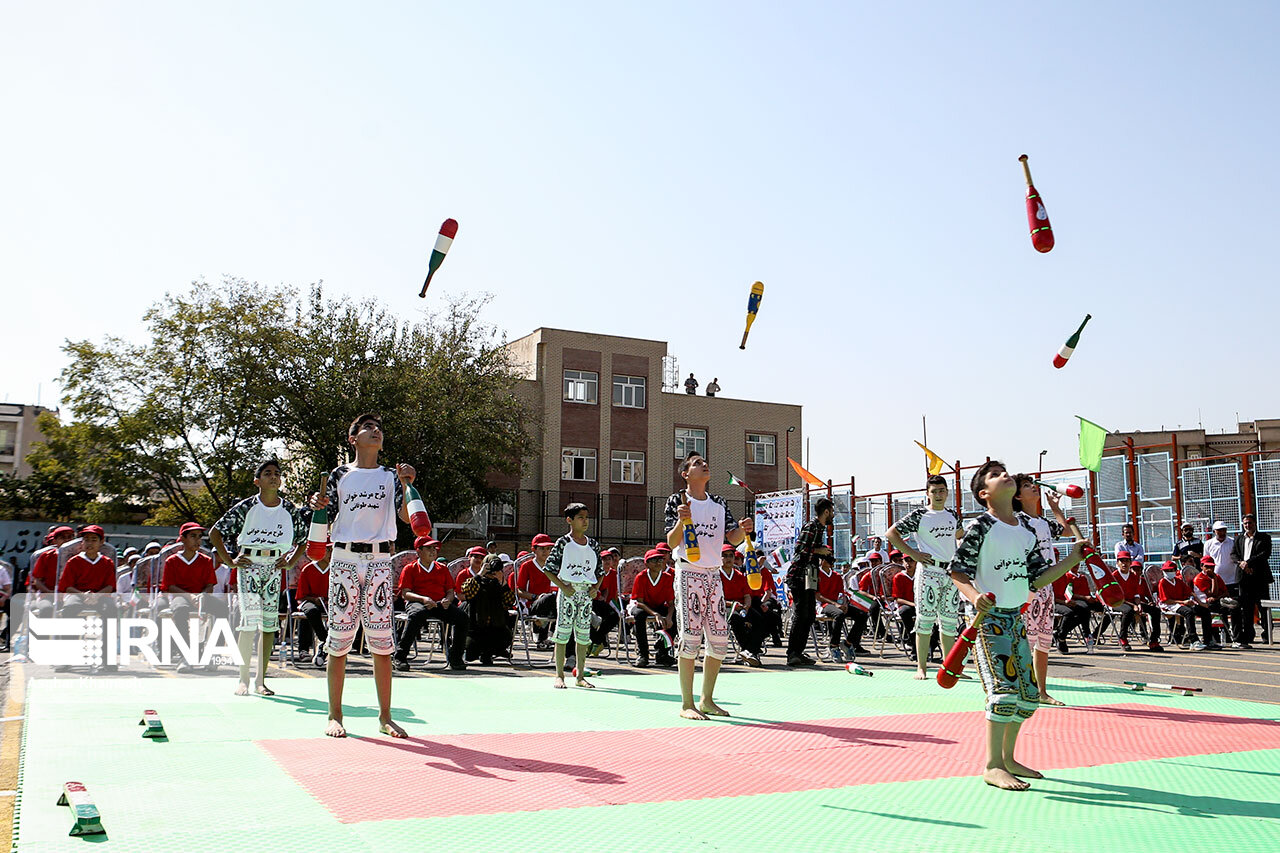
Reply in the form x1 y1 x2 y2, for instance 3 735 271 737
492 328 801 546
0 404 54 478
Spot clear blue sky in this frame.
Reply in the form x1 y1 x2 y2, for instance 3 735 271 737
3 2 1276 493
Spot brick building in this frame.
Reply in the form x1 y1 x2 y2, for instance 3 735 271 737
0 404 53 478
489 328 802 547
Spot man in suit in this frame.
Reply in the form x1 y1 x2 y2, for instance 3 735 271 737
1229 513 1273 649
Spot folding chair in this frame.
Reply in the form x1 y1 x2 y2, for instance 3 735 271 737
52 537 120 670
505 554 554 668
871 564 908 658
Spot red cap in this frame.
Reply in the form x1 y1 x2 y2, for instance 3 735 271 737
868 553 883 562
721 544 736 555
1200 555 1215 566
1162 560 1177 572
414 536 440 549
655 542 672 553
517 550 529 558
889 549 903 560
601 547 620 557
466 546 488 558
79 524 106 539
644 549 664 562
1116 550 1131 559
178 522 205 537
531 533 554 548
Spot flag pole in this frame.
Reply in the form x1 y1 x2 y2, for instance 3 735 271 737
922 415 928 477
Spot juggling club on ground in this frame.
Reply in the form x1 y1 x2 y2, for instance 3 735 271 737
937 593 996 688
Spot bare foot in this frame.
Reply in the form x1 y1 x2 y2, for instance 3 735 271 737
575 678 596 689
914 669 928 680
553 676 567 689
1005 759 1043 779
680 706 709 721
325 718 347 738
698 700 730 717
1039 695 1065 706
983 767 1030 790
379 719 408 738
234 682 250 696
255 683 275 696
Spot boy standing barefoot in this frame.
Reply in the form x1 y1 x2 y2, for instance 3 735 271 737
543 502 602 689
950 461 1085 790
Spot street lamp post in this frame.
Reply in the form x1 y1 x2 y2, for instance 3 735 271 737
785 426 796 489
1038 450 1048 478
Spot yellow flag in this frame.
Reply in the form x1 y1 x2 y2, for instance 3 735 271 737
914 441 947 476
787 457 826 488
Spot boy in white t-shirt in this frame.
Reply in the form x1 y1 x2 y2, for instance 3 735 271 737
210 459 308 697
665 452 754 720
950 460 1086 791
542 502 603 689
309 413 418 739
887 474 964 680
1012 473 1071 706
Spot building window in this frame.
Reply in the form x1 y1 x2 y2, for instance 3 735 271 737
487 491 516 527
746 433 776 465
674 427 706 459
561 448 597 481
562 370 598 404
611 450 645 484
0 423 14 456
612 375 646 409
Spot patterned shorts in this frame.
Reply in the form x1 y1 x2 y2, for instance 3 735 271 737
1025 586 1055 653
914 566 960 635
675 563 729 661
554 583 594 645
236 557 282 633
326 549 394 657
973 607 1039 723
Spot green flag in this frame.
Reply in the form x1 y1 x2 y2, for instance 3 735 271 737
1077 416 1107 472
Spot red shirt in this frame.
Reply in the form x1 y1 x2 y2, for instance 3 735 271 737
1158 576 1192 603
891 571 914 602
161 551 216 594
1193 572 1227 599
595 568 619 601
1051 573 1072 603
857 572 874 593
31 548 59 590
397 559 454 601
58 553 115 593
719 568 750 605
516 560 553 596
296 563 328 601
817 569 845 603
1068 572 1095 600
455 567 472 595
631 568 675 608
1113 569 1146 603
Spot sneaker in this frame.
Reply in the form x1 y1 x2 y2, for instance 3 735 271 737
480 654 494 666
853 645 869 656
1084 638 1096 654
744 652 762 668
394 658 411 672
312 651 327 668
1058 639 1069 654
1191 641 1206 651
448 660 467 671
1178 641 1190 649
1239 643 1255 650
635 656 651 668
1230 642 1244 649
1119 639 1132 651
1147 642 1164 652
787 655 816 667
831 647 845 663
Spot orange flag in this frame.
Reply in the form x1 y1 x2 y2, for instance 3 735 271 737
787 457 825 488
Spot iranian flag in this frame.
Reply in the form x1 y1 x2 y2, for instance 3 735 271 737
727 472 752 492
848 590 875 613
768 547 789 570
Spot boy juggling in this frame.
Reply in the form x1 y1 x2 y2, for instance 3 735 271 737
542 502 603 688
1011 473 1072 705
887 474 964 680
665 452 754 720
309 414 420 739
949 460 1086 790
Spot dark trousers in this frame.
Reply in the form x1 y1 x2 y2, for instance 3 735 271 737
397 601 468 663
1114 602 1161 643
821 603 848 645
628 603 672 659
847 602 880 645
898 604 917 639
590 599 618 646
749 599 783 644
729 609 763 655
1166 604 1199 642
530 592 557 641
297 600 328 652
1193 601 1232 646
1236 577 1265 645
1055 600 1092 640
786 579 816 658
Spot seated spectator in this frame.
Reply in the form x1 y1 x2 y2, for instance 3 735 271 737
0 558 11 651
454 546 486 597
1064 561 1109 648
890 553 917 657
1157 560 1201 649
1111 551 1162 651
628 549 676 668
57 525 120 671
588 547 622 656
294 555 329 667
27 526 75 620
1192 555 1234 650
718 546 759 666
846 564 879 654
518 534 557 649
459 554 517 665
748 563 784 649
816 552 851 662
395 537 468 672
158 523 220 673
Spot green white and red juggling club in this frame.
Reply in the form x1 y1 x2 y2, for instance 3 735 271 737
418 218 458 297
405 482 432 537
1053 314 1092 369
306 474 330 561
